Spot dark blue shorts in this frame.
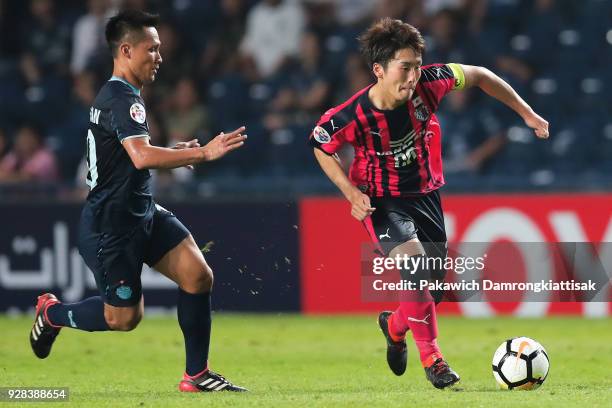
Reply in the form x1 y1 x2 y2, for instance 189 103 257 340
78 204 190 307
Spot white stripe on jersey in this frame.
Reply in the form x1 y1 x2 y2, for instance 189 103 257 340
120 134 150 144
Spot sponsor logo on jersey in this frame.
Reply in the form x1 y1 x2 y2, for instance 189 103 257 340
129 102 146 124
313 125 331 144
375 129 418 168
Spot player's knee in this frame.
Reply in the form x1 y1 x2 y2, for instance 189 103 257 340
107 315 142 331
182 264 213 293
105 309 143 331
195 264 214 292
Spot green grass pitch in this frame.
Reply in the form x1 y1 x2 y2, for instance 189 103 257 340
1 314 611 407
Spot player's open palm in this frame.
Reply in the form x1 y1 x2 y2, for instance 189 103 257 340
524 112 549 139
203 126 247 161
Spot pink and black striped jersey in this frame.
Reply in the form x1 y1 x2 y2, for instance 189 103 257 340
309 63 466 197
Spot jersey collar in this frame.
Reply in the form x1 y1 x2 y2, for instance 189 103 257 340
109 76 141 96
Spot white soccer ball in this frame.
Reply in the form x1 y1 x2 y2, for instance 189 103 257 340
492 336 549 390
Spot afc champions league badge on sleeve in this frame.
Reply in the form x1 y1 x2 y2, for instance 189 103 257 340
313 125 331 144
129 102 146 124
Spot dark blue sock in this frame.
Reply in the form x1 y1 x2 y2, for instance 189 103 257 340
177 289 211 376
46 296 110 332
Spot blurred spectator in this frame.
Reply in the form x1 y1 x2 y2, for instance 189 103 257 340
260 31 332 174
438 90 507 174
70 0 114 75
198 0 248 79
495 55 533 89
165 78 209 145
240 0 305 79
422 0 463 17
374 0 420 22
17 52 70 127
160 0 219 52
14 0 71 127
423 9 466 64
146 112 193 188
0 125 59 183
514 0 562 70
151 23 194 105
22 0 71 74
332 0 375 27
49 71 98 180
334 52 371 103
264 31 331 132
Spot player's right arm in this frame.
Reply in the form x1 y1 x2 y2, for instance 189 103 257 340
309 112 375 221
122 127 247 170
313 148 375 222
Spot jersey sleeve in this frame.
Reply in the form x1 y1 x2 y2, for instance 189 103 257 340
108 90 149 143
419 63 466 105
308 110 351 155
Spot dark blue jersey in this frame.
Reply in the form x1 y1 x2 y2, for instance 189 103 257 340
84 77 154 233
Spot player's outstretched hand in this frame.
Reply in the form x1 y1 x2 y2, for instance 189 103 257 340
173 139 201 169
202 126 247 161
524 111 549 139
349 189 376 221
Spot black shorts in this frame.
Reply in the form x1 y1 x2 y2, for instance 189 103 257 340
78 204 190 306
363 190 448 302
363 190 447 253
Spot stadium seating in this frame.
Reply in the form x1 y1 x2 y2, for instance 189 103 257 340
0 0 609 197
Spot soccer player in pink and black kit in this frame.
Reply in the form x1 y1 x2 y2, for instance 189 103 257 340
309 18 549 389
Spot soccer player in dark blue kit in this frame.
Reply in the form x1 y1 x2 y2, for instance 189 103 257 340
29 11 248 392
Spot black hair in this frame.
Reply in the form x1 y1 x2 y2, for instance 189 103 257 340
358 18 425 69
105 10 160 57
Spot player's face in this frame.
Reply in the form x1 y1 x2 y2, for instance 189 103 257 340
130 27 162 85
379 48 422 102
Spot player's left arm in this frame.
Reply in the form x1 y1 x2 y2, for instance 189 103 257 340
458 64 549 139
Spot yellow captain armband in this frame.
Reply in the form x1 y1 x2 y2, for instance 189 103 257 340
448 63 466 90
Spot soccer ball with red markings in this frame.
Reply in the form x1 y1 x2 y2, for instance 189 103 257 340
492 337 549 390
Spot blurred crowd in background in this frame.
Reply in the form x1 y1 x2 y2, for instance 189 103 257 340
0 0 610 200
